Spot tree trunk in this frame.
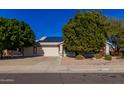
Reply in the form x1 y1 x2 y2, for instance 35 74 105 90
11 50 14 58
121 51 124 59
22 48 24 56
75 52 79 56
117 47 120 56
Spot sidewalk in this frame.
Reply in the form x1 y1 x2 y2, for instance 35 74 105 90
0 56 124 73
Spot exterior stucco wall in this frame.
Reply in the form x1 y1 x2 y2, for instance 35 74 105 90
23 42 63 57
37 47 44 56
24 47 34 56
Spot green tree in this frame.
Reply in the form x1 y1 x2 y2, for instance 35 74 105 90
108 19 124 53
0 17 35 58
0 17 7 58
118 27 124 48
117 26 124 58
63 10 111 56
108 19 124 48
108 18 123 36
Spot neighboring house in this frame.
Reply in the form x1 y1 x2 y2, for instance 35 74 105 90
3 48 22 57
23 36 64 57
105 36 118 55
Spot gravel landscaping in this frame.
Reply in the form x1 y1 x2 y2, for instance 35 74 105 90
61 57 124 65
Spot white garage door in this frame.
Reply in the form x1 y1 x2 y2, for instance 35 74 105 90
42 46 59 56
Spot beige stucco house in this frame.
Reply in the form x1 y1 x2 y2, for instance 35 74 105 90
3 36 114 57
3 36 81 57
23 36 64 57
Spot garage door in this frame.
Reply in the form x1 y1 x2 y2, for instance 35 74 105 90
42 46 59 56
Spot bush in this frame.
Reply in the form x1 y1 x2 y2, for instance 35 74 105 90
104 55 112 60
76 55 84 60
121 53 124 59
120 51 124 59
95 54 103 59
83 52 94 58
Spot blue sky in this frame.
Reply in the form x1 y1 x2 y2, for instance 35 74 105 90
0 9 124 39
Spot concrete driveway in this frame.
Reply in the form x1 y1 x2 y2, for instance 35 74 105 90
0 56 61 73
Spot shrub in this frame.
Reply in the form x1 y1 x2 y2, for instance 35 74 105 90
121 53 124 59
83 52 94 58
120 51 124 59
76 55 84 60
104 55 112 60
95 54 103 59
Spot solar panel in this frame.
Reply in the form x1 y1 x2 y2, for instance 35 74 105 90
38 37 63 42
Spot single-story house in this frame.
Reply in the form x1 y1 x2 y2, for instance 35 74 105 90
23 36 64 57
3 36 116 57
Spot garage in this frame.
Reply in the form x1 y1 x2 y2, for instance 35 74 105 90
23 36 63 57
36 36 63 56
41 45 59 56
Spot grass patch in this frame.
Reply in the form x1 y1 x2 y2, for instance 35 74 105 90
95 54 103 59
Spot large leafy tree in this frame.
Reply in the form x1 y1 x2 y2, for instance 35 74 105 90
108 19 124 51
117 23 124 58
117 24 124 51
0 17 35 58
63 10 111 56
108 19 124 46
118 27 124 48
0 17 8 58
108 18 123 36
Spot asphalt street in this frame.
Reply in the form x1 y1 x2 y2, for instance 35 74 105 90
0 73 124 84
